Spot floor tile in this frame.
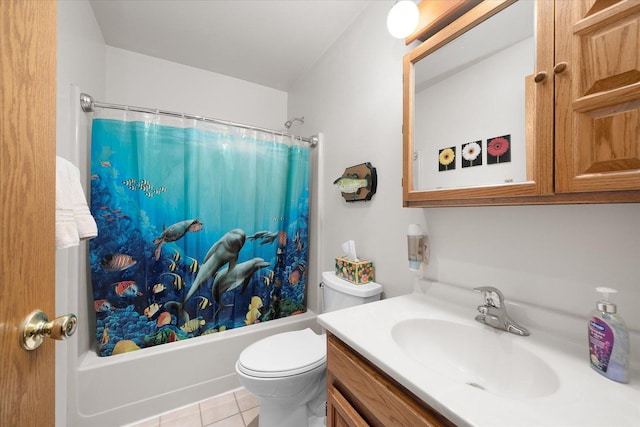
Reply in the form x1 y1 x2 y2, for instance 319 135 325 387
242 406 259 427
160 403 202 427
126 388 260 427
208 413 245 427
200 391 240 425
234 388 259 412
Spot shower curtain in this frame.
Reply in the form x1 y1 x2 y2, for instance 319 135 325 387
89 110 309 357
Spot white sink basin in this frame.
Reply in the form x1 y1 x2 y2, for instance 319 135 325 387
391 318 560 399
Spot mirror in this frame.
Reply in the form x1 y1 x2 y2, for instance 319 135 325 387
403 0 554 206
414 1 534 190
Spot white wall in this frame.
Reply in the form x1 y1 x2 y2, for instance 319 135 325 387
289 2 640 348
57 1 106 162
288 2 425 300
105 47 287 130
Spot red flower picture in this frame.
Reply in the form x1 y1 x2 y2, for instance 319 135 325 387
487 135 511 164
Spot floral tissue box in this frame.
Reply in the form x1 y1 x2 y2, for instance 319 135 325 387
335 257 375 284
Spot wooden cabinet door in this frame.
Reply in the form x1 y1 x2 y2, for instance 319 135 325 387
555 0 640 193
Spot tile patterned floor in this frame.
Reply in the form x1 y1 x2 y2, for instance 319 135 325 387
126 388 259 427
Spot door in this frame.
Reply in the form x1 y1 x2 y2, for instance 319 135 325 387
555 0 640 193
1 1 57 426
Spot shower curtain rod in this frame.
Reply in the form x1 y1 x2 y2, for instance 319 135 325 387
79 93 319 147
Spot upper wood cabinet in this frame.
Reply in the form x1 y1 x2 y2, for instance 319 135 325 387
405 0 482 44
403 0 640 207
555 0 640 193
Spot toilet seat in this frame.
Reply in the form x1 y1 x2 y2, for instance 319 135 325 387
237 328 326 378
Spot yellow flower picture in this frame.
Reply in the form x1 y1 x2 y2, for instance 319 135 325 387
438 146 456 171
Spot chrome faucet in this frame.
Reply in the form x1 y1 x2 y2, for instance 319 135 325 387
473 286 529 336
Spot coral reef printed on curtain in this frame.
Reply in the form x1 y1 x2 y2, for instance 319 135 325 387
89 118 309 356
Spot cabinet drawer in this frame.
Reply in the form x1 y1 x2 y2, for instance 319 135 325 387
328 383 370 427
327 334 453 427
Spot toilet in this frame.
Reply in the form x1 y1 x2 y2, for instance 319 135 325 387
235 271 383 427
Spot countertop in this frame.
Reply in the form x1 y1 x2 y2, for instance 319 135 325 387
317 281 640 427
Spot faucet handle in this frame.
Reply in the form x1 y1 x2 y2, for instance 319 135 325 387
473 286 504 308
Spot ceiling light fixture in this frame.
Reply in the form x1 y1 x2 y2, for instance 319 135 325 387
387 0 419 39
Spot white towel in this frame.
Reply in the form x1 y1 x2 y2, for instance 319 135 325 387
56 156 98 249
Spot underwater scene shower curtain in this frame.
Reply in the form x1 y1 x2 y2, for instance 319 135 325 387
89 111 309 356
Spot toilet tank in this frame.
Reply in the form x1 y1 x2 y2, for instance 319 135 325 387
321 271 383 313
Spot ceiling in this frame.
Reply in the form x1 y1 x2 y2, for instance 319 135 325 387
89 0 373 92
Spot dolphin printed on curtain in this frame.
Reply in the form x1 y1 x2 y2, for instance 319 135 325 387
89 110 309 356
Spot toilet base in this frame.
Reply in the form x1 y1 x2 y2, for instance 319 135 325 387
257 409 326 427
257 399 326 427
308 414 326 427
255 392 326 427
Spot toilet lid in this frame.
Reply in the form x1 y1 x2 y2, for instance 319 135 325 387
237 328 326 378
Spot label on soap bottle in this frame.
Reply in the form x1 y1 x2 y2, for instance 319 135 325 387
588 317 614 373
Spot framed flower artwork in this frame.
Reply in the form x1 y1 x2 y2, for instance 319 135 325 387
438 146 456 171
487 134 511 164
462 140 482 168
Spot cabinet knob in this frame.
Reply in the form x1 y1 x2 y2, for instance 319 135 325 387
553 62 568 74
534 71 548 83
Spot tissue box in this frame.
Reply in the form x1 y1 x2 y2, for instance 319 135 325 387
335 257 375 284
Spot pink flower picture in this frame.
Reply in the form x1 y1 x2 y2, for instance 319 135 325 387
487 135 511 164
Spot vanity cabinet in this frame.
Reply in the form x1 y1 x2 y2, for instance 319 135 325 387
403 0 640 207
326 333 454 427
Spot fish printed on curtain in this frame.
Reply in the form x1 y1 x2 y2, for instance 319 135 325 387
89 114 309 356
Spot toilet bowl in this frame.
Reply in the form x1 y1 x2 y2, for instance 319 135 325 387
236 328 327 427
235 272 383 427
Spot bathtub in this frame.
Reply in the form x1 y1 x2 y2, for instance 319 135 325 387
68 308 318 426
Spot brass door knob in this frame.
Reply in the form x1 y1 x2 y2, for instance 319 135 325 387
21 310 78 351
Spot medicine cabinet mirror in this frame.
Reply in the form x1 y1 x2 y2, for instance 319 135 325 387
403 0 554 207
